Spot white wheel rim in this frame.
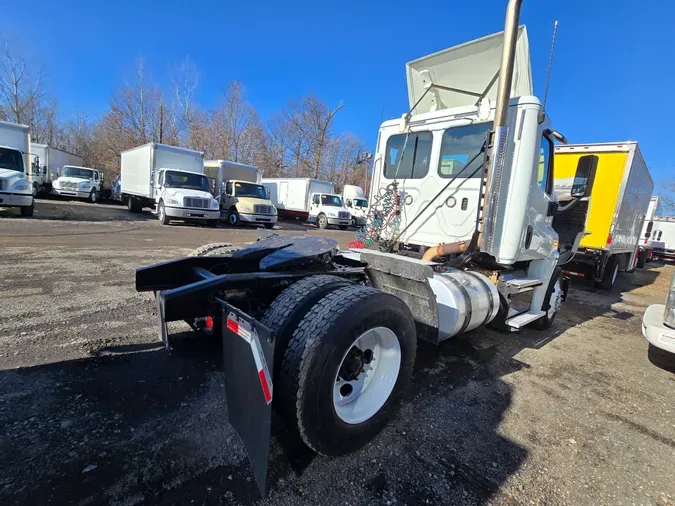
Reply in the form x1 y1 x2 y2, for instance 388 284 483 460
159 206 164 220
32 186 37 197
548 279 562 318
92 192 96 202
611 264 618 284
230 214 237 225
333 326 401 425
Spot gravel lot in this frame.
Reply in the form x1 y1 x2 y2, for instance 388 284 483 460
1 201 674 506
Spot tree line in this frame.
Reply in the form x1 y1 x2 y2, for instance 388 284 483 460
0 40 371 191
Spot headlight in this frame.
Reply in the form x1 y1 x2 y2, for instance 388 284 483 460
272 207 278 215
79 183 92 190
239 205 251 213
14 184 29 191
211 199 219 210
327 212 337 218
165 198 179 206
52 181 59 188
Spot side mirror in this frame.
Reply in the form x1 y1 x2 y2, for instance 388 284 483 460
571 155 598 199
645 221 654 238
265 188 271 199
42 166 47 175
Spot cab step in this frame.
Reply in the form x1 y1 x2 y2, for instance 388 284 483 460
504 277 543 294
506 310 546 329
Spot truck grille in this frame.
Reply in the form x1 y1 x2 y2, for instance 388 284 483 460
338 211 350 219
254 204 272 215
184 197 208 209
61 181 78 190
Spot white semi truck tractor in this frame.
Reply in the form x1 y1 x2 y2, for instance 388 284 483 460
135 0 596 496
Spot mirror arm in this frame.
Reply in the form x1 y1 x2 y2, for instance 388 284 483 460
558 198 580 213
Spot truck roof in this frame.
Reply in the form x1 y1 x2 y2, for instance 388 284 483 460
0 120 30 132
261 177 332 183
62 165 97 171
121 142 204 157
205 159 258 170
555 142 638 153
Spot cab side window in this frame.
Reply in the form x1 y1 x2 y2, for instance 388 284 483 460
225 182 233 195
312 194 319 205
538 133 554 194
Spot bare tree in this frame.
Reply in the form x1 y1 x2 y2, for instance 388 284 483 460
171 56 200 143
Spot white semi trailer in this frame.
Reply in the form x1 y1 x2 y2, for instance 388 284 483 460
27 144 83 197
135 0 596 497
0 121 34 216
121 143 219 227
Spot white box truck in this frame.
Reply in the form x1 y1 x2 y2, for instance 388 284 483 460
636 196 661 266
342 184 368 227
554 142 653 290
0 121 34 216
51 165 105 203
652 217 675 262
28 144 83 197
204 160 277 228
262 177 351 229
121 143 219 227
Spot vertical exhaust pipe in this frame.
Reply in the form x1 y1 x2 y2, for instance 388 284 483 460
479 0 523 255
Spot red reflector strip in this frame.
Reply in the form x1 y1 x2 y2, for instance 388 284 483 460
258 370 272 404
226 317 238 334
205 316 214 331
563 270 585 277
606 235 613 245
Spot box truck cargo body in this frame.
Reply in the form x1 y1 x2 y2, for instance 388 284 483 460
121 143 219 226
554 142 653 289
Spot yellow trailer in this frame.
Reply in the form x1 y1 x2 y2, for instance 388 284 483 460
553 142 653 290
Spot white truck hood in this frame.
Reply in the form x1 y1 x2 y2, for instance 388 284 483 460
164 189 215 201
56 176 91 184
0 168 31 194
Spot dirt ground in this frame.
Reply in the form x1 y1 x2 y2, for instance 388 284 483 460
1 201 674 506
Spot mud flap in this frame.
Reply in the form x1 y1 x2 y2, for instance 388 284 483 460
220 301 275 498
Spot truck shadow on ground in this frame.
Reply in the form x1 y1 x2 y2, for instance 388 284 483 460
0 266 665 505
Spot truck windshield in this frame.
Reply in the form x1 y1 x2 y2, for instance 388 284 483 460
353 198 368 208
164 171 209 192
234 182 266 199
0 148 24 173
62 166 94 179
321 195 343 207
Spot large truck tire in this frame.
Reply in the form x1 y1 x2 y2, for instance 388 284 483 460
89 189 98 204
317 213 328 229
158 201 170 225
227 207 240 226
276 284 416 456
261 275 353 388
595 256 619 291
531 267 563 330
636 249 648 269
127 196 142 213
188 243 240 257
20 203 34 217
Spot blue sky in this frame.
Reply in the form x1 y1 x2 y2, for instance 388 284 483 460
1 0 673 195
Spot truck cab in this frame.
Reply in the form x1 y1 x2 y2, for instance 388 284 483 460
0 121 35 217
342 184 368 227
153 168 220 226
308 192 351 229
52 165 103 203
221 179 277 228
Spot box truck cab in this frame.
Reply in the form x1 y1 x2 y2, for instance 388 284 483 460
121 143 219 227
308 192 351 230
203 160 277 229
51 165 103 203
342 184 368 227
0 121 34 217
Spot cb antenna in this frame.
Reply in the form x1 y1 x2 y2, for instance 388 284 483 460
543 20 558 110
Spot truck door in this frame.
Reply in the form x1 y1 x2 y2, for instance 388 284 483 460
222 181 234 210
154 171 163 202
309 194 320 221
93 171 100 190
